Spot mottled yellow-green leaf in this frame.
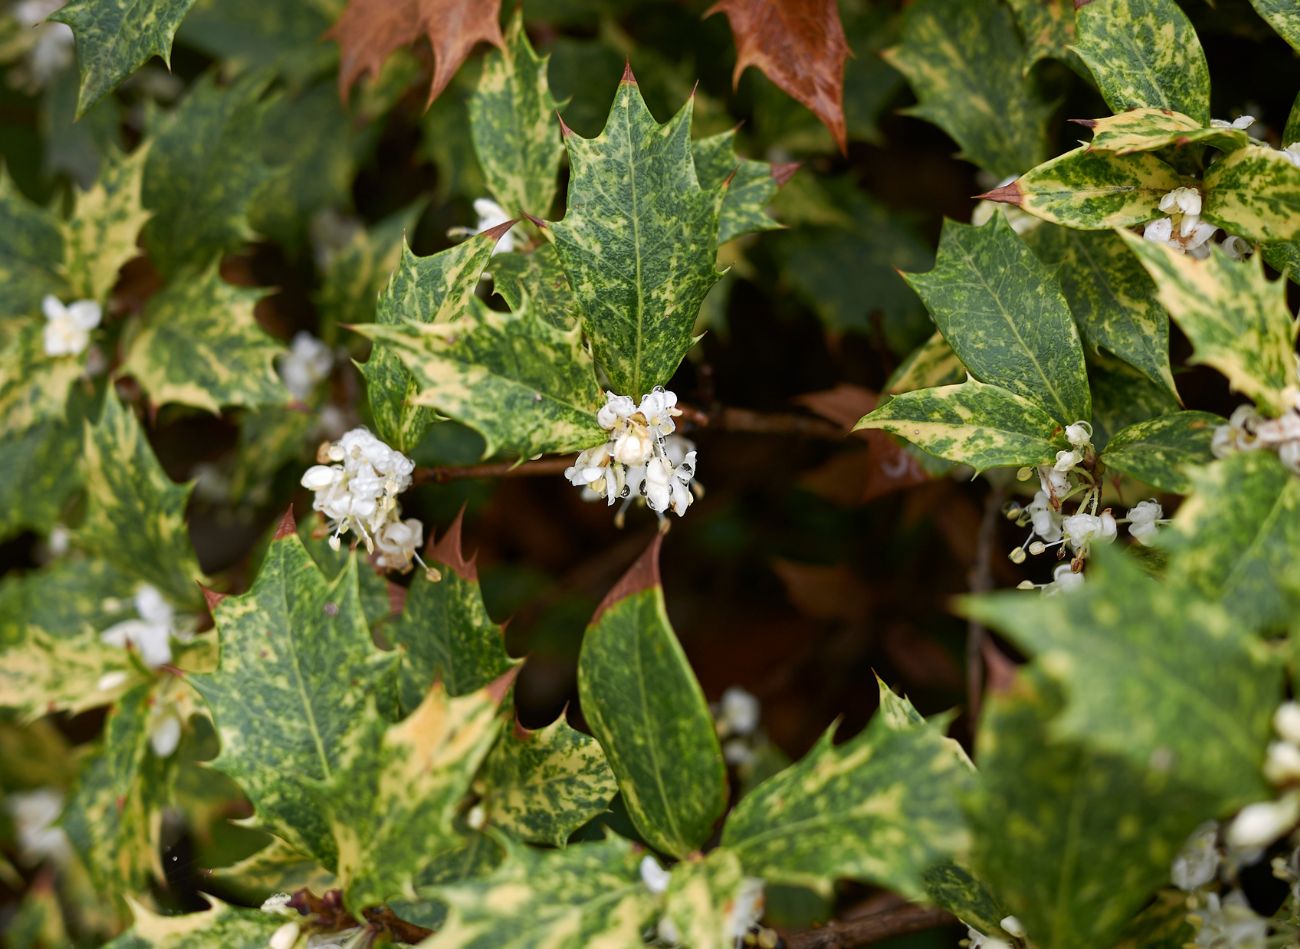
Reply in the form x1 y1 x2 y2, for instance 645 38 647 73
102 896 287 949
693 129 788 245
0 169 65 320
1099 410 1221 493
552 73 724 396
0 625 140 722
1070 0 1210 124
315 203 420 337
1202 144 1300 243
663 849 748 949
856 378 1066 472
79 391 205 607
1249 0 1300 52
0 318 85 439
358 298 606 460
326 679 508 912
207 836 335 897
61 146 149 302
885 0 1054 177
476 714 618 848
468 11 562 219
418 834 657 949
488 243 575 330
121 265 285 414
1005 0 1076 72
1120 233 1298 415
997 146 1183 229
1081 108 1248 156
885 331 966 395
1164 452 1300 633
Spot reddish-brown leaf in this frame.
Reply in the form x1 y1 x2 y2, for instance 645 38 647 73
328 0 504 106
706 0 851 152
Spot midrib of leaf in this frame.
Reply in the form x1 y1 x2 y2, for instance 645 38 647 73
278 569 333 782
633 606 684 850
1218 478 1293 601
955 241 1075 423
621 97 648 398
1079 33 1172 111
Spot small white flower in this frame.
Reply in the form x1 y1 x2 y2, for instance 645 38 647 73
719 686 760 736
657 916 682 945
96 670 129 692
149 709 182 757
1226 793 1300 850
373 517 423 573
1126 499 1163 545
1064 421 1092 449
1221 235 1254 260
309 209 363 271
723 738 756 767
965 926 1013 949
269 921 300 949
261 893 295 916
1061 511 1116 555
1159 187 1203 217
41 295 102 358
278 332 333 401
301 428 417 558
725 878 765 938
1053 449 1082 472
1045 562 1084 595
1193 890 1266 949
1026 491 1063 544
101 583 176 669
1276 703 1300 746
1144 217 1173 244
1210 115 1257 132
471 198 523 255
640 855 671 894
1265 741 1300 786
1172 820 1220 891
6 789 71 867
1281 143 1300 169
46 524 71 558
999 916 1026 940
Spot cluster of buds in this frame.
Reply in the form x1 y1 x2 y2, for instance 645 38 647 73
1144 187 1216 258
1223 704 1300 855
713 686 762 767
300 428 426 573
641 855 767 946
565 389 699 521
1212 392 1300 476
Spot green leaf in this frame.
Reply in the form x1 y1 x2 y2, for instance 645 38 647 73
359 229 501 453
61 146 149 302
884 0 1054 177
1202 144 1300 243
51 0 198 116
1249 0 1300 52
552 71 723 396
1005 0 1076 72
856 378 1065 472
1071 0 1210 124
208 836 336 897
1119 233 1298 415
693 129 788 244
476 713 618 848
1080 108 1248 156
103 897 286 949
961 549 1277 809
79 391 204 606
662 849 748 949
1088 358 1180 447
190 525 395 865
968 670 1223 949
578 536 727 858
1165 452 1300 633
1025 225 1175 397
488 244 575 330
989 146 1183 229
885 331 966 394
121 265 285 414
0 624 139 723
904 216 1090 425
468 12 562 219
325 678 510 912
0 169 65 319
357 298 606 460
1099 411 1221 493
420 835 656 948
390 518 518 716
721 682 973 900
316 204 421 336
141 73 278 276
62 682 173 898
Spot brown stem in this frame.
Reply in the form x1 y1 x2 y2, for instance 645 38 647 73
413 457 574 484
785 905 955 949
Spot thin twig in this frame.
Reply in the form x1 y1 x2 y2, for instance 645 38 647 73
966 477 1008 723
412 457 573 485
785 905 955 948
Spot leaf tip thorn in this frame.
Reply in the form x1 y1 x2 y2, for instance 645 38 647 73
200 584 227 611
591 533 662 623
426 505 478 582
974 181 1023 207
771 162 800 186
273 506 297 541
620 60 637 85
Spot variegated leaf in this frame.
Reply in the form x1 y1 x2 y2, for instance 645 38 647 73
1005 0 1075 72
141 73 278 276
884 0 1054 177
468 11 562 219
1119 233 1298 415
1088 358 1180 447
884 330 966 395
1099 411 1221 493
578 536 727 859
721 682 973 900
1249 0 1300 52
552 70 724 396
315 203 421 335
0 169 66 320
61 146 150 302
488 244 575 329
62 681 173 898
357 299 605 460
208 836 336 897
1164 452 1300 633
1202 144 1300 243
662 849 747 949
102 897 285 949
359 228 501 454
962 548 1277 809
855 379 1065 472
983 146 1183 229
1025 225 1175 397
79 391 205 607
1070 0 1210 123
1079 108 1247 156
121 265 285 414
0 396 94 540
693 129 791 244
418 835 657 949
51 0 198 116
326 677 510 912
190 524 396 865
903 216 1090 425
476 714 618 848
0 625 139 722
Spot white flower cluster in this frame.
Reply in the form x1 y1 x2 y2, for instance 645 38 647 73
1192 891 1267 949
278 331 333 402
1144 187 1217 258
41 295 101 358
713 686 762 767
11 0 74 90
964 915 1025 949
1212 394 1300 476
566 389 699 519
300 428 425 572
101 584 181 669
642 856 765 946
6 788 71 867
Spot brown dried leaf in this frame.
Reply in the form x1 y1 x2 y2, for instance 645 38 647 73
328 0 504 105
706 0 851 152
